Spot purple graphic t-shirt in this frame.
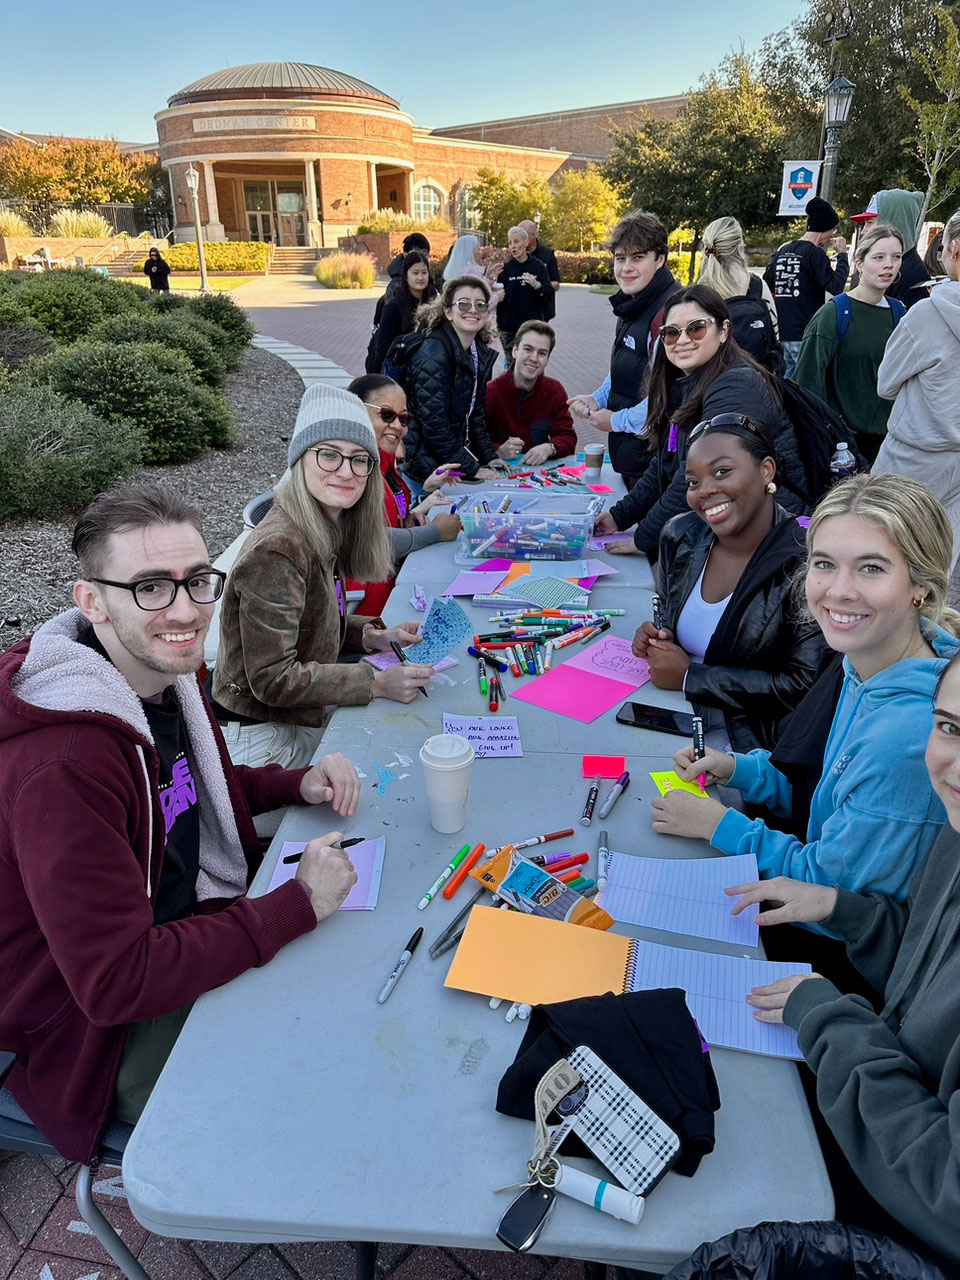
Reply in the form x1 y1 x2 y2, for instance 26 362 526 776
142 689 201 924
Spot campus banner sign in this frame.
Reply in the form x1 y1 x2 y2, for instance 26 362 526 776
778 161 822 217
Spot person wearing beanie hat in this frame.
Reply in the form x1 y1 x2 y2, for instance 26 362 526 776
764 196 849 377
212 385 435 770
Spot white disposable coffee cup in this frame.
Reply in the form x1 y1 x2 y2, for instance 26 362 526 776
584 442 604 476
420 734 475 834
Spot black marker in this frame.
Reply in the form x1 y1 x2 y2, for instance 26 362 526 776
651 593 663 631
377 928 423 1004
692 715 706 796
282 836 366 865
390 640 429 698
580 775 600 827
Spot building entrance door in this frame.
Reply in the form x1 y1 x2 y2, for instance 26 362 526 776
246 210 275 242
278 213 305 246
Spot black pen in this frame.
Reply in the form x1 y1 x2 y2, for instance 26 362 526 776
377 927 423 1003
282 836 365 865
429 886 487 958
390 640 429 698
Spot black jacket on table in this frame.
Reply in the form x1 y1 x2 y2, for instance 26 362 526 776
657 505 828 752
404 322 498 481
609 364 809 561
605 267 681 485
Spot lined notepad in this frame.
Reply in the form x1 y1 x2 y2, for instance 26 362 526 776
598 851 760 947
444 907 809 1059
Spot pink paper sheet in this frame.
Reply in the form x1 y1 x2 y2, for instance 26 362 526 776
512 665 631 723
443 570 509 595
587 484 615 494
562 635 650 689
471 558 515 573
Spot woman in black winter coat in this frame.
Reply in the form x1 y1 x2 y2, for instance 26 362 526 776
368 250 437 372
143 248 171 291
632 417 827 752
403 275 504 484
596 285 810 561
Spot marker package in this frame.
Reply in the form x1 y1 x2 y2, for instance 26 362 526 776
469 845 613 931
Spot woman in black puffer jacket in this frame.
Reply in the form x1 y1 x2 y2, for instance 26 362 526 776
403 275 503 484
596 285 810 561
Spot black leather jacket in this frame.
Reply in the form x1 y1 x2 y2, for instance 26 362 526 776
405 322 497 481
657 505 827 752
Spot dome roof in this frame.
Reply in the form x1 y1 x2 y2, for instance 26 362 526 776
168 62 398 110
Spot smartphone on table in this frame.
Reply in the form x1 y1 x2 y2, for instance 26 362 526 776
615 701 696 737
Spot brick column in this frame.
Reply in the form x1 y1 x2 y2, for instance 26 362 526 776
404 170 414 216
368 162 378 212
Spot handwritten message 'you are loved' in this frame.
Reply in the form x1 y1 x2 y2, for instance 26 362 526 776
442 714 523 758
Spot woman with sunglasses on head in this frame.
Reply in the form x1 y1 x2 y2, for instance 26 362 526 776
212 385 436 770
345 374 463 616
368 251 437 374
649 474 960 911
594 285 809 562
632 415 827 752
403 276 506 485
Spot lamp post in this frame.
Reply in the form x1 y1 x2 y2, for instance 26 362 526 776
183 164 210 294
818 5 854 162
820 75 855 205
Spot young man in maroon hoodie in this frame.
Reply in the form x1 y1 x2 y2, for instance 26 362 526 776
485 320 577 465
0 485 361 1162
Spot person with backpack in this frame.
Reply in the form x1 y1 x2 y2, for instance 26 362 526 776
367 251 437 374
794 224 906 464
365 233 432 373
697 217 783 374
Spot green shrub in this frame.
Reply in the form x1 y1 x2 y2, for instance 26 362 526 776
129 340 202 385
192 382 234 447
0 382 143 520
47 209 114 239
0 209 32 236
10 272 107 342
356 209 450 234
90 312 225 387
151 290 190 315
181 292 253 367
315 252 376 289
555 252 614 284
0 293 32 327
134 241 272 273
0 323 56 371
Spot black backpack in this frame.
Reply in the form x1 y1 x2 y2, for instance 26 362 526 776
727 276 785 376
775 378 868 506
381 329 425 389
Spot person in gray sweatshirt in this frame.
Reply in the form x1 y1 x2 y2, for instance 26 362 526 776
727 649 960 1267
875 207 960 571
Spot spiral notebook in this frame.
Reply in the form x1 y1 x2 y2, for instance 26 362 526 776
444 906 808 1059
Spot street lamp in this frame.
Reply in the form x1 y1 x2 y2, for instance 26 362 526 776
183 163 210 294
820 75 855 205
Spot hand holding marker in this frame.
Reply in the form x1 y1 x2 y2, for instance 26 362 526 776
692 715 706 795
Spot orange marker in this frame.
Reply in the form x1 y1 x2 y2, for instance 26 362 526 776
442 843 487 899
555 867 582 884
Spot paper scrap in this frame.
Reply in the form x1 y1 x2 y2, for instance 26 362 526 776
563 636 650 689
471 558 515 573
363 653 457 672
587 534 634 550
442 569 509 596
509 577 590 610
442 714 523 758
512 665 630 723
267 838 385 910
415 596 473 665
587 484 615 494
650 771 705 798
581 559 620 578
582 755 625 779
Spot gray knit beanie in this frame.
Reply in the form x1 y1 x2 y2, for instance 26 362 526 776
287 384 379 469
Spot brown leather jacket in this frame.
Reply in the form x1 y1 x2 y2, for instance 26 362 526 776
213 504 376 726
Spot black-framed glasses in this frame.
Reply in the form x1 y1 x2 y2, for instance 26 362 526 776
368 404 414 427
660 318 717 346
90 571 225 611
312 446 377 477
453 299 488 314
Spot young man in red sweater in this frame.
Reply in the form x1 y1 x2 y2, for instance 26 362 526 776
485 321 577 465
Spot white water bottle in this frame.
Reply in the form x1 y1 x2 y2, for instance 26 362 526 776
829 441 857 483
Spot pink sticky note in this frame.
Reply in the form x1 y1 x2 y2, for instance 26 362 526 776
577 577 599 590
563 635 650 690
560 465 588 476
471 558 514 573
587 484 615 494
443 570 509 595
582 754 626 778
512 666 631 723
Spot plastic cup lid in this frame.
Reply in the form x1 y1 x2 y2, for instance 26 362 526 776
420 733 474 768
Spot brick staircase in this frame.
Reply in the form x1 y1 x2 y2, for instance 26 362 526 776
105 249 145 277
268 246 321 275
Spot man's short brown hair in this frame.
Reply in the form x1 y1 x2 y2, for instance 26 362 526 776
72 485 205 578
513 320 556 354
607 210 668 260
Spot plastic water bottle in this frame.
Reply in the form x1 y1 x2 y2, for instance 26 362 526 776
829 441 857 484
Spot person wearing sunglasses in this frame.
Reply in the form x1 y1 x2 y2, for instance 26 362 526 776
344 374 463 615
143 246 171 291
595 285 809 563
632 415 827 752
367 250 438 375
403 275 506 484
213 385 436 770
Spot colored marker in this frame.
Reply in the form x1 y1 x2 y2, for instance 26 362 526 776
524 644 536 675
652 593 663 631
543 640 554 671
544 853 590 875
418 843 472 909
597 771 630 820
570 878 595 894
489 679 499 712
390 640 428 699
580 776 600 827
597 832 612 894
477 658 488 698
692 715 706 795
556 868 583 884
506 645 522 678
282 836 366 865
377 928 422 1004
442 843 487 900
494 672 507 702
534 646 544 675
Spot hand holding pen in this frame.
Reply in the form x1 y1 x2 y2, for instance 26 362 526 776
672 744 734 789
290 833 359 924
692 716 707 796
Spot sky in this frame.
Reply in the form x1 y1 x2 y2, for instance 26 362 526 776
0 0 806 145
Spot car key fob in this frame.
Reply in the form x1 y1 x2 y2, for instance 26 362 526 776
496 1184 556 1253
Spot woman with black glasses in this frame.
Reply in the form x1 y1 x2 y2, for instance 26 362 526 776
595 285 809 561
403 275 505 485
212 385 436 770
632 415 827 751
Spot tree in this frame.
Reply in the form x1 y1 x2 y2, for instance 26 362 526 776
0 135 162 207
552 166 621 251
900 5 960 225
471 167 556 245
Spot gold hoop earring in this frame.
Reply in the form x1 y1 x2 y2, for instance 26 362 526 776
766 481 777 494
912 595 925 609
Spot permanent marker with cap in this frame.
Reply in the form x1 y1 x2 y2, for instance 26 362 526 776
442 843 487 899
692 715 707 795
597 771 630 819
418 843 472 909
580 776 600 826
597 830 612 894
477 658 487 698
377 928 422 1004
488 679 499 713
506 646 522 678
651 593 663 631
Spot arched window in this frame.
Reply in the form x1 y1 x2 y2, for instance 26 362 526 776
458 187 480 232
413 183 443 221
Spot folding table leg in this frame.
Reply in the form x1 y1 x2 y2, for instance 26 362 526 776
74 1166 150 1280
584 1263 607 1280
354 1240 379 1280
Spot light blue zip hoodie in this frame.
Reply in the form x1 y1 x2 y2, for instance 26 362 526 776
711 623 959 900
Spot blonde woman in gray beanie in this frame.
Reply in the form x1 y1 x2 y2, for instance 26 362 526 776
212 385 434 769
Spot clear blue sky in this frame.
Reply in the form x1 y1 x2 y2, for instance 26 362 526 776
1 0 806 144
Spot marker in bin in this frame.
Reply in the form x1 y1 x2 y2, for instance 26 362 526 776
692 714 706 795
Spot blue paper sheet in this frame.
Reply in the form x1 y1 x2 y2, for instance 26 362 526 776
414 595 473 665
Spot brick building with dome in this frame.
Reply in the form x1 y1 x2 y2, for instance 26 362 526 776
156 61 683 248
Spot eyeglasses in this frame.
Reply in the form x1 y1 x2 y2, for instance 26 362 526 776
453 300 488 315
312 446 377 476
90 571 225 611
660 318 717 346
368 404 414 427
689 414 764 444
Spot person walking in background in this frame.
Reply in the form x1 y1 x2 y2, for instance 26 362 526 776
568 210 680 487
518 218 560 320
865 190 929 310
764 197 849 379
495 225 551 357
794 223 905 464
485 321 577 465
143 248 171 291
441 234 503 313
367 250 437 373
874 209 960 570
697 216 783 373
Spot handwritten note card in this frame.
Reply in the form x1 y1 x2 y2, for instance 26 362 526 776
266 838 385 910
563 635 650 690
650 771 705 799
364 653 457 672
442 714 523 757
415 596 473 665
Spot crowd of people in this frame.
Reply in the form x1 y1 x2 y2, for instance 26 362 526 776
2 191 960 1276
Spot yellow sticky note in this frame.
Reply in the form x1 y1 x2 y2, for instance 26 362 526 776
650 770 705 798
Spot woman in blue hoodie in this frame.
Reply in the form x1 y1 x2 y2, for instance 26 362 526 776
649 473 960 904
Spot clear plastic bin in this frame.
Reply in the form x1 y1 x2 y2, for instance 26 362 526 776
457 491 603 560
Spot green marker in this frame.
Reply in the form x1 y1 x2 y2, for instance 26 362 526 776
570 877 595 894
418 842 471 910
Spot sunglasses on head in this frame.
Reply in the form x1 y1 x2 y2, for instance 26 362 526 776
660 317 717 346
368 404 414 427
689 414 767 445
